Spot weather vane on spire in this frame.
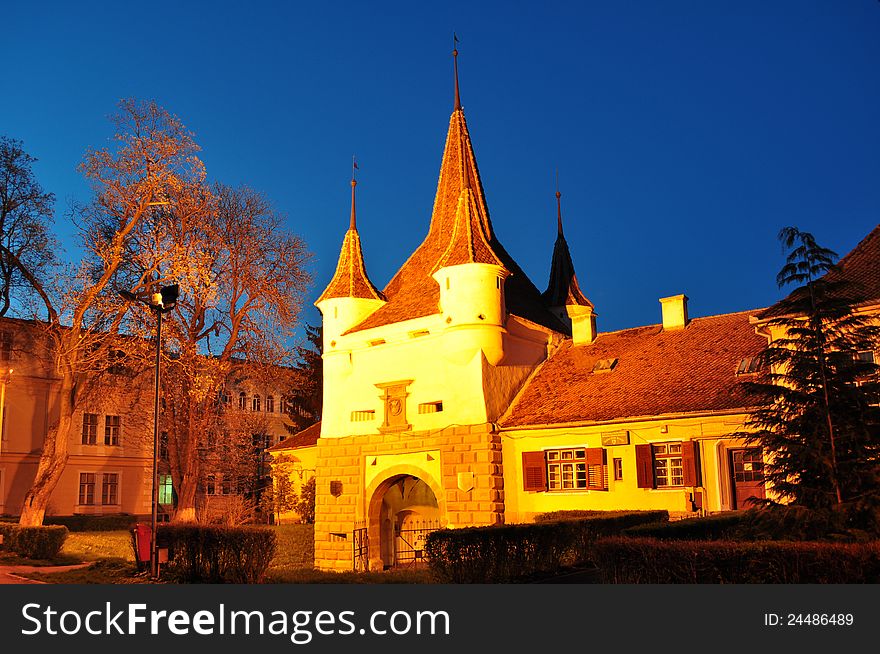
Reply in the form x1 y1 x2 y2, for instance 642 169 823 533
453 32 461 111
350 156 359 230
555 169 564 236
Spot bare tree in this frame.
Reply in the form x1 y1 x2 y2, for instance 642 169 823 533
126 183 311 522
0 136 58 316
15 99 207 526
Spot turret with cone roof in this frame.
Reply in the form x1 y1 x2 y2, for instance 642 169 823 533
542 180 597 344
315 164 385 345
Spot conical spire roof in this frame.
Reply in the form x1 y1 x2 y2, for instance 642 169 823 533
543 189 592 308
345 50 567 334
316 178 384 304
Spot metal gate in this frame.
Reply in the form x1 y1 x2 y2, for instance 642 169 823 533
394 518 440 567
352 524 369 572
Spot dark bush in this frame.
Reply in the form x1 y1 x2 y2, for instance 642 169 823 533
735 505 877 542
45 514 139 532
158 525 276 583
425 510 668 583
0 524 69 559
622 512 745 540
533 510 606 523
594 537 880 583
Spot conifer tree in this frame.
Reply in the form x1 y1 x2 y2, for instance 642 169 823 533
737 227 880 515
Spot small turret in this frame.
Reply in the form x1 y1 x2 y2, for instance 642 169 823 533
315 167 385 348
542 183 596 345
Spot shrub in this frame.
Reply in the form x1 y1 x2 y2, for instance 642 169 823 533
158 525 276 583
0 524 69 559
295 478 316 524
593 537 880 583
533 510 605 523
735 505 877 542
45 514 138 532
622 512 745 540
425 510 668 583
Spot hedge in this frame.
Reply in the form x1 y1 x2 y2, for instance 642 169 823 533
45 514 139 532
425 510 668 583
0 524 69 559
594 537 880 583
158 525 276 583
622 513 746 540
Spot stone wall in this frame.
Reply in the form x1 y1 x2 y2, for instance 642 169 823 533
314 422 504 571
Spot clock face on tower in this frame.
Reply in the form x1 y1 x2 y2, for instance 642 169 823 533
376 380 413 433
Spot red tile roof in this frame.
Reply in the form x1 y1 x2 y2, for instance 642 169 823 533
345 108 566 334
316 228 384 303
268 421 321 451
501 310 768 427
759 224 880 319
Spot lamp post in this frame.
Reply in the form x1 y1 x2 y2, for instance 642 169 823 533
121 283 179 578
0 368 12 456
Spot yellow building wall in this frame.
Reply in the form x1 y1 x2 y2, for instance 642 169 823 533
501 412 756 523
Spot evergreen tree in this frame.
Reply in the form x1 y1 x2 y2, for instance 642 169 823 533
737 227 880 515
284 323 322 432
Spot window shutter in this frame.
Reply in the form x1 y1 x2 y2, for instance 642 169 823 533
681 441 701 486
522 451 546 491
635 444 654 488
586 447 606 490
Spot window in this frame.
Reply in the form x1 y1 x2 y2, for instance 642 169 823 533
418 401 443 414
159 431 168 459
159 474 173 505
1 331 12 360
78 473 96 505
544 448 606 491
104 415 121 446
732 448 764 483
409 330 430 338
856 350 876 365
635 441 701 489
101 473 119 505
205 475 216 495
252 394 261 412
107 350 126 374
736 356 763 375
613 458 623 481
652 442 684 487
592 358 618 373
351 409 375 422
238 392 247 410
369 339 386 347
220 390 231 405
266 395 275 413
81 413 98 445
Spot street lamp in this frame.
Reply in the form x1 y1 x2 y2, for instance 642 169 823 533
0 368 12 456
120 283 179 578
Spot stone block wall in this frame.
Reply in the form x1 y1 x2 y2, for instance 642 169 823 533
314 422 504 571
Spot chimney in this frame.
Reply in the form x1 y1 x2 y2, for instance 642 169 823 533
569 305 598 345
659 294 689 330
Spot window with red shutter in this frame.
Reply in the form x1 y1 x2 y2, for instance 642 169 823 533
585 447 607 490
635 444 654 488
522 451 547 491
681 441 701 486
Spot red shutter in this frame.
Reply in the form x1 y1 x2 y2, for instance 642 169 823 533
585 447 605 466
586 448 606 490
682 441 701 486
522 451 547 491
635 444 654 488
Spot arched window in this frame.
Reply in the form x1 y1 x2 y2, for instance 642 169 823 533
238 391 247 410
265 395 275 413
252 394 261 412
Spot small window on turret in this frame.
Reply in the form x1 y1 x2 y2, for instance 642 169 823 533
409 330 430 338
496 278 501 289
418 401 443 414
446 277 450 290
351 410 376 422
368 339 386 347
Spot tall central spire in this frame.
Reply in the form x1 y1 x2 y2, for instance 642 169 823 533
556 170 563 236
453 34 461 111
350 157 358 231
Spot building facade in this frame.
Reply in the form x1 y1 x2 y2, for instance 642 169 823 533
0 318 297 519
303 55 880 571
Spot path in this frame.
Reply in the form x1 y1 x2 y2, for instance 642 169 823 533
0 563 92 584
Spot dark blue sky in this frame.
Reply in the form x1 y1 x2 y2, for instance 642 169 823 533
3 1 879 333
